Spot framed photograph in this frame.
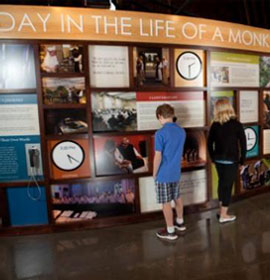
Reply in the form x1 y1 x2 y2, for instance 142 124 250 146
174 49 205 87
263 130 270 155
44 109 88 135
210 91 234 121
0 44 36 90
263 91 270 129
134 47 170 87
239 91 258 123
42 77 86 105
40 44 83 73
210 52 259 87
91 92 137 132
94 135 149 176
260 56 270 87
89 45 129 88
48 139 90 180
139 169 207 213
240 159 270 192
51 179 136 223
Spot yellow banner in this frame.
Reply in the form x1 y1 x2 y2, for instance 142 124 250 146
1 5 270 53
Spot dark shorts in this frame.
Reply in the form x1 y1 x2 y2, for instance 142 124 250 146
155 181 180 204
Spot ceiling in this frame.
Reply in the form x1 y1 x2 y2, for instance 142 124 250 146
0 0 269 29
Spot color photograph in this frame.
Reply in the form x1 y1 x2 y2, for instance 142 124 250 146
91 92 137 132
40 44 83 73
42 77 86 105
263 91 270 129
260 56 270 87
134 47 170 87
240 159 270 192
0 44 36 89
51 179 136 223
45 109 88 135
94 135 149 176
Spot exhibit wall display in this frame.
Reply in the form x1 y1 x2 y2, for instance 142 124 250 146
244 125 259 158
134 47 170 87
94 135 149 176
260 57 270 87
89 45 129 88
51 179 136 223
139 169 207 213
136 91 205 130
48 139 90 180
263 130 270 155
263 91 270 129
91 91 137 132
0 44 36 90
210 91 234 121
40 44 83 73
239 91 259 123
0 4 270 233
174 49 205 87
210 52 259 87
240 159 270 192
0 94 43 182
42 77 86 105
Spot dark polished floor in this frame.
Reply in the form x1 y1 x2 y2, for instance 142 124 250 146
1 193 270 280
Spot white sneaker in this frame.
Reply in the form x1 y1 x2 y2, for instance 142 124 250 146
219 215 236 224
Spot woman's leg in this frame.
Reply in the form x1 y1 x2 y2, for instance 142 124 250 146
216 163 238 218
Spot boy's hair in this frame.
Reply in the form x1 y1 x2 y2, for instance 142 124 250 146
156 104 175 119
213 98 236 124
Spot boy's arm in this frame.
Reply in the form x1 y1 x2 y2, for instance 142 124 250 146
153 151 162 179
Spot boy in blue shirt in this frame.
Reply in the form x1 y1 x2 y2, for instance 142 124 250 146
153 104 186 240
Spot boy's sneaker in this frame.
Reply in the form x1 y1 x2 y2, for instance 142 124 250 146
174 221 186 231
156 229 178 240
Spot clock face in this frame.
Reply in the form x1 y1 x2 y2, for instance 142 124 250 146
245 127 257 151
51 140 85 171
176 52 202 80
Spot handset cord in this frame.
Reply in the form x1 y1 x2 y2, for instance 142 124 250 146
27 166 42 201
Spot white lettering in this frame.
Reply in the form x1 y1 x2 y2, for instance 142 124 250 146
18 13 36 32
0 12 15 32
91 15 102 34
139 18 149 37
60 14 65 32
229 29 241 43
155 19 164 36
212 27 224 41
182 22 198 39
37 13 50 32
165 20 175 38
67 15 83 33
104 16 118 34
120 17 131 35
199 24 207 39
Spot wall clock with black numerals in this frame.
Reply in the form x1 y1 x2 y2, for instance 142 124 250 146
176 51 202 80
51 140 85 171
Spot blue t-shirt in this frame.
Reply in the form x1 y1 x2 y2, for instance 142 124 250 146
155 122 186 183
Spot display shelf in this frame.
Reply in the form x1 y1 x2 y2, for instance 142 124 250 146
0 89 37 94
45 134 89 140
0 181 45 188
43 104 87 109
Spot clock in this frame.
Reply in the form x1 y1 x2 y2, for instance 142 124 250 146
176 51 202 80
51 140 85 171
244 127 257 151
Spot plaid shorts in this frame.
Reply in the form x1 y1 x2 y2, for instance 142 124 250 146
155 181 180 204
